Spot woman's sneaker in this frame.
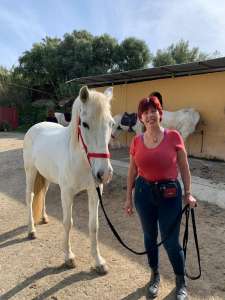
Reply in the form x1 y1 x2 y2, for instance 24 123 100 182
147 271 160 298
175 275 188 300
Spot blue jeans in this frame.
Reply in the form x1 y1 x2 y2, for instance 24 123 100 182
134 176 185 275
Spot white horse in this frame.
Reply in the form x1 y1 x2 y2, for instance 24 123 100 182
55 112 70 126
23 86 114 274
110 108 200 148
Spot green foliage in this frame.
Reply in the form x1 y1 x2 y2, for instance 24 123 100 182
15 30 152 103
153 40 210 67
0 66 31 109
114 37 151 71
152 50 176 67
18 104 47 128
0 66 10 97
17 37 61 97
91 34 118 74
55 82 79 100
59 30 94 80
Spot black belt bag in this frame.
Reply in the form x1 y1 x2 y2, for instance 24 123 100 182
139 177 178 204
158 181 178 199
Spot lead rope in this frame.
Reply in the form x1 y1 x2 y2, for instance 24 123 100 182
96 187 201 280
183 206 202 279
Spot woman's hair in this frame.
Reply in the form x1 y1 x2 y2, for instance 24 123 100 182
149 91 163 107
138 96 163 121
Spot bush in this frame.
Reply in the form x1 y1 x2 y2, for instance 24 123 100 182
0 121 12 132
18 105 47 127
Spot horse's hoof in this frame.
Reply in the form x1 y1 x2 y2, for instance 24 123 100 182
28 232 37 239
65 258 76 269
41 216 49 224
94 264 109 275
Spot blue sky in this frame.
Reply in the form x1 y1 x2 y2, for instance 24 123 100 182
1 0 225 69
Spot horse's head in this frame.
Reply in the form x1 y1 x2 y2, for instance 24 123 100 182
78 86 114 184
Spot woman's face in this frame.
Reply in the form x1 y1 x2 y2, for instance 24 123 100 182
141 106 161 128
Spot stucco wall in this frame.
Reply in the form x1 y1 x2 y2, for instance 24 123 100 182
97 71 225 160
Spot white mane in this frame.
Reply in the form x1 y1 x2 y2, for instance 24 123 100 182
55 90 112 127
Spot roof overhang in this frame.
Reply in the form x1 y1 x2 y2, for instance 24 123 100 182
66 57 225 87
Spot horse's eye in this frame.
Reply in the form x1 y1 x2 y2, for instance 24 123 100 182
82 122 89 129
110 121 115 128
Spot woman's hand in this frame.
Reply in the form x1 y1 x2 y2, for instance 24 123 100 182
124 198 134 216
184 194 197 208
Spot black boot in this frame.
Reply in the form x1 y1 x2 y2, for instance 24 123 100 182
147 270 160 299
175 275 188 300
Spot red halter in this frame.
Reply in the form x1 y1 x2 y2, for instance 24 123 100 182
77 126 111 163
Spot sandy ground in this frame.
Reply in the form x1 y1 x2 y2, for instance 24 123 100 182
0 132 225 300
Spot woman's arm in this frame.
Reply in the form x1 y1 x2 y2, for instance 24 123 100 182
125 155 138 215
177 149 191 195
177 149 197 208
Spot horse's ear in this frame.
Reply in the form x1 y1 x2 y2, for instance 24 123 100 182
104 87 113 101
79 86 89 103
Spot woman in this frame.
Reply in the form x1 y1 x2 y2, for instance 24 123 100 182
125 96 196 300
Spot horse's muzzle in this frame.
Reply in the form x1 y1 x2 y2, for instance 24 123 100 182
96 168 113 184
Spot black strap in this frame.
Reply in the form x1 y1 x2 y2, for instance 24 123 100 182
183 207 202 280
97 187 146 255
97 187 186 253
96 187 201 280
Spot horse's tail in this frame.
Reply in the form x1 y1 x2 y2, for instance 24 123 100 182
33 171 46 224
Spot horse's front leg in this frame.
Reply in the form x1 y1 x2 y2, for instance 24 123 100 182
61 188 75 268
88 186 108 275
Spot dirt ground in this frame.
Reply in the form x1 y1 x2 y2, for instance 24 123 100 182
0 132 225 300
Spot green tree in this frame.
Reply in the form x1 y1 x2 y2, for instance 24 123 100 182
17 37 61 97
0 66 29 107
153 40 210 67
15 31 152 102
59 30 94 81
114 37 151 71
91 34 117 74
0 66 9 95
